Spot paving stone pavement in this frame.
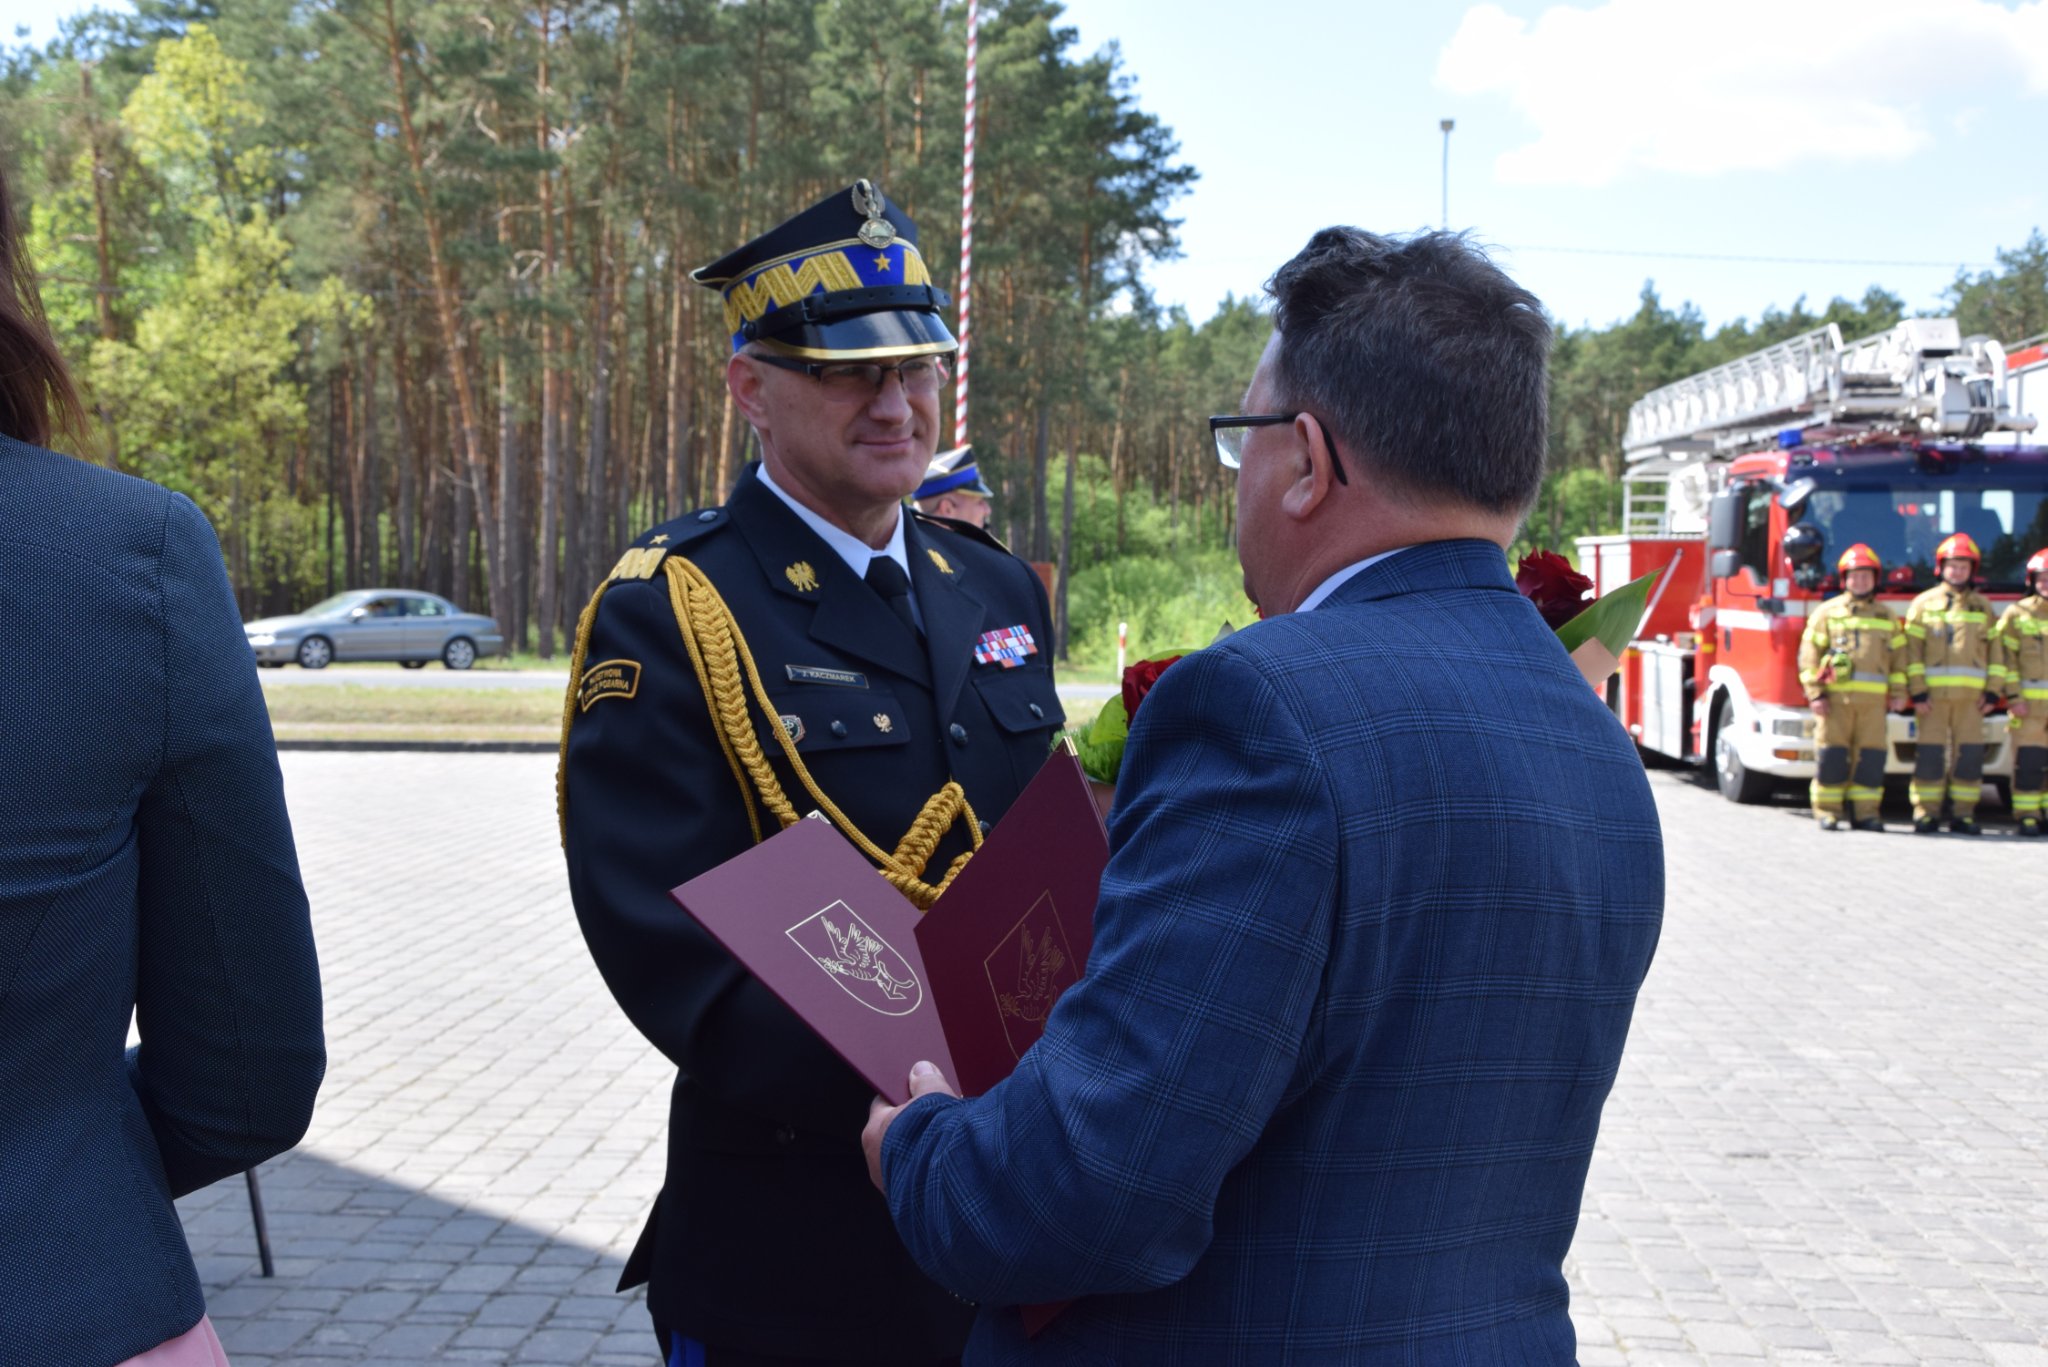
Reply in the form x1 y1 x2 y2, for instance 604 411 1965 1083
173 755 2048 1365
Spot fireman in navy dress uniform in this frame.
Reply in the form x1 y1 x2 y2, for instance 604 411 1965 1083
913 445 996 530
557 180 1064 1367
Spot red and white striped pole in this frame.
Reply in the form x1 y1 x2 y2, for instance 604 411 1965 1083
953 0 978 450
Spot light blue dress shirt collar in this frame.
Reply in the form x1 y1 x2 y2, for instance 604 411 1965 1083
1294 546 1412 613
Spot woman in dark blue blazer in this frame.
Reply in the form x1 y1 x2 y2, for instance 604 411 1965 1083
0 168 325 1365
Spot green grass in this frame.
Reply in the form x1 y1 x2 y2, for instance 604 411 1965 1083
265 685 563 730
264 665 1116 743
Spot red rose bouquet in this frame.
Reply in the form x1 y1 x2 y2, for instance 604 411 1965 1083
1072 651 1191 791
1517 550 1661 686
1515 550 1595 630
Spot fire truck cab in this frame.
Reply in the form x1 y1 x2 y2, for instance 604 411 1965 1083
1578 318 2047 803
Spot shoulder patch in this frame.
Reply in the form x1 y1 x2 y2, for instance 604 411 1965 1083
912 509 1014 556
578 658 641 711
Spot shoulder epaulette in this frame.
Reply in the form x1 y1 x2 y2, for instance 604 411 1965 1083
912 508 1015 556
607 507 730 582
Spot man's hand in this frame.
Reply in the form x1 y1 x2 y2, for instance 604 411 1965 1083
1810 696 1831 718
863 1060 960 1193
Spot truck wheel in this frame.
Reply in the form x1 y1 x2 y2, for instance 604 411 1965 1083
1713 695 1774 804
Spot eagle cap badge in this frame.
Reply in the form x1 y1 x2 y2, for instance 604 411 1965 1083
853 179 897 249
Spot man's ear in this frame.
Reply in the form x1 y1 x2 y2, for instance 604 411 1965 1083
729 351 770 428
1281 412 1341 522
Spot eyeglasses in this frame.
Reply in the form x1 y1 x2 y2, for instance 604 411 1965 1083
1208 412 1349 484
751 351 952 400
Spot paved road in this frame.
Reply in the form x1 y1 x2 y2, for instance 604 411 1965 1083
174 757 2048 1365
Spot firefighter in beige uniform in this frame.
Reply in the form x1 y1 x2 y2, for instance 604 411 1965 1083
1993 547 2048 837
1799 544 1907 831
1904 532 1999 835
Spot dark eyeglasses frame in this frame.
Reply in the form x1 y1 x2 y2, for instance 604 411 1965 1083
749 350 952 397
1208 412 1349 485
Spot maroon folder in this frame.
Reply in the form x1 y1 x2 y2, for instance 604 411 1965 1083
670 747 1109 1105
669 815 954 1104
671 748 1107 1335
912 747 1107 1097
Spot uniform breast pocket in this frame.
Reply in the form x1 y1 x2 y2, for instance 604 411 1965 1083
972 666 1066 736
755 689 912 753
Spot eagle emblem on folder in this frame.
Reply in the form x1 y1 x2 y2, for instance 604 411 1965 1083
984 891 1082 1059
787 901 923 1017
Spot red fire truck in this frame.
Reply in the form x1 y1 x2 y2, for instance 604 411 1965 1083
1577 318 2046 803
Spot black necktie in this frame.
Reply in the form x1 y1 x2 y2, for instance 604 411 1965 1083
865 555 920 637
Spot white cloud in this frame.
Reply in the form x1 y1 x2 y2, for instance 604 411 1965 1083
1436 0 2048 187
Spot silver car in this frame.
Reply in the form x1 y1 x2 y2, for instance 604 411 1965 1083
245 590 506 670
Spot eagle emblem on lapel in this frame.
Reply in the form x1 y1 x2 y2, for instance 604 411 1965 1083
927 548 954 575
785 561 820 593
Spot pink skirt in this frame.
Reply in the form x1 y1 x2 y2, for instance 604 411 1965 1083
117 1315 229 1367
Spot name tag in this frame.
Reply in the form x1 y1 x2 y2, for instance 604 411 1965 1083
786 664 869 689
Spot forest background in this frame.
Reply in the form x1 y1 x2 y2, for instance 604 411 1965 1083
7 0 2048 669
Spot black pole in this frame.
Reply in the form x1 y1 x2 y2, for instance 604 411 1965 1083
244 1167 276 1278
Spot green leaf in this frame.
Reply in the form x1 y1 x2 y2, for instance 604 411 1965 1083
1071 695 1129 784
1555 567 1662 657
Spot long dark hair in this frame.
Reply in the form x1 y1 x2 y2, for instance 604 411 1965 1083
0 161 88 449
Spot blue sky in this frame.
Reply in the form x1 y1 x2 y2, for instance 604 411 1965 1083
14 0 2048 335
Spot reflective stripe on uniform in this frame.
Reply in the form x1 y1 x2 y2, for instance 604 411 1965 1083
1925 669 1988 687
1828 680 1889 694
1847 786 1885 804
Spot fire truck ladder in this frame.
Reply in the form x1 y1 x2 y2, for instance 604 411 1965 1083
1622 317 2036 461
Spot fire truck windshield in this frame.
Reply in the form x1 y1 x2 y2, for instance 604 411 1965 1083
1798 476 2048 593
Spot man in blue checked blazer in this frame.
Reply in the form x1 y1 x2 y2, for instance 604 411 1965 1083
864 228 1664 1364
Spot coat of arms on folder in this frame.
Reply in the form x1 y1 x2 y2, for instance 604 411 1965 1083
671 746 1109 1105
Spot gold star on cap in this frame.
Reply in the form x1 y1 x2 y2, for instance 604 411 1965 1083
651 534 670 545
927 548 953 575
785 561 820 593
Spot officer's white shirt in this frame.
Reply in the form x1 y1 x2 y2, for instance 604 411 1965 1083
757 461 923 629
1296 547 1410 613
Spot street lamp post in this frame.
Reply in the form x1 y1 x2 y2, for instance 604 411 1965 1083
1439 118 1455 231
